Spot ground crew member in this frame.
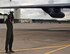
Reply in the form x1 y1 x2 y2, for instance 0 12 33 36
5 11 14 53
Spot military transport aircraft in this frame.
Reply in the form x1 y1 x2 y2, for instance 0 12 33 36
0 3 70 18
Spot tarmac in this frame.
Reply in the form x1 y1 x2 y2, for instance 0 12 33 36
0 23 70 54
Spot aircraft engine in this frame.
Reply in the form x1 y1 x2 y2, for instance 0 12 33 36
42 8 65 18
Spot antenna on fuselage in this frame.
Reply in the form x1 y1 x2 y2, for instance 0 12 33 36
10 0 12 11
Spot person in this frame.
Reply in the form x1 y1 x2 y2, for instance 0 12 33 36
5 11 14 53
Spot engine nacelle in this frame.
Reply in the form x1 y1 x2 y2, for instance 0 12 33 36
42 8 65 18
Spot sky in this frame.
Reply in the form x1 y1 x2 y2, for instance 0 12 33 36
0 0 70 20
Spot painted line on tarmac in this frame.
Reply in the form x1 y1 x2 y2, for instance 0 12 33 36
14 44 70 52
0 44 70 53
0 45 62 53
14 46 63 52
44 44 70 54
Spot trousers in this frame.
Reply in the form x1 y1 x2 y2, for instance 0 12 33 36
5 30 13 51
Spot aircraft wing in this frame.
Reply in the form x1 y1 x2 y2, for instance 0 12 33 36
0 3 70 9
0 3 70 18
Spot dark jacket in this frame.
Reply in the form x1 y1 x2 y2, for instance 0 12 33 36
5 19 13 36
